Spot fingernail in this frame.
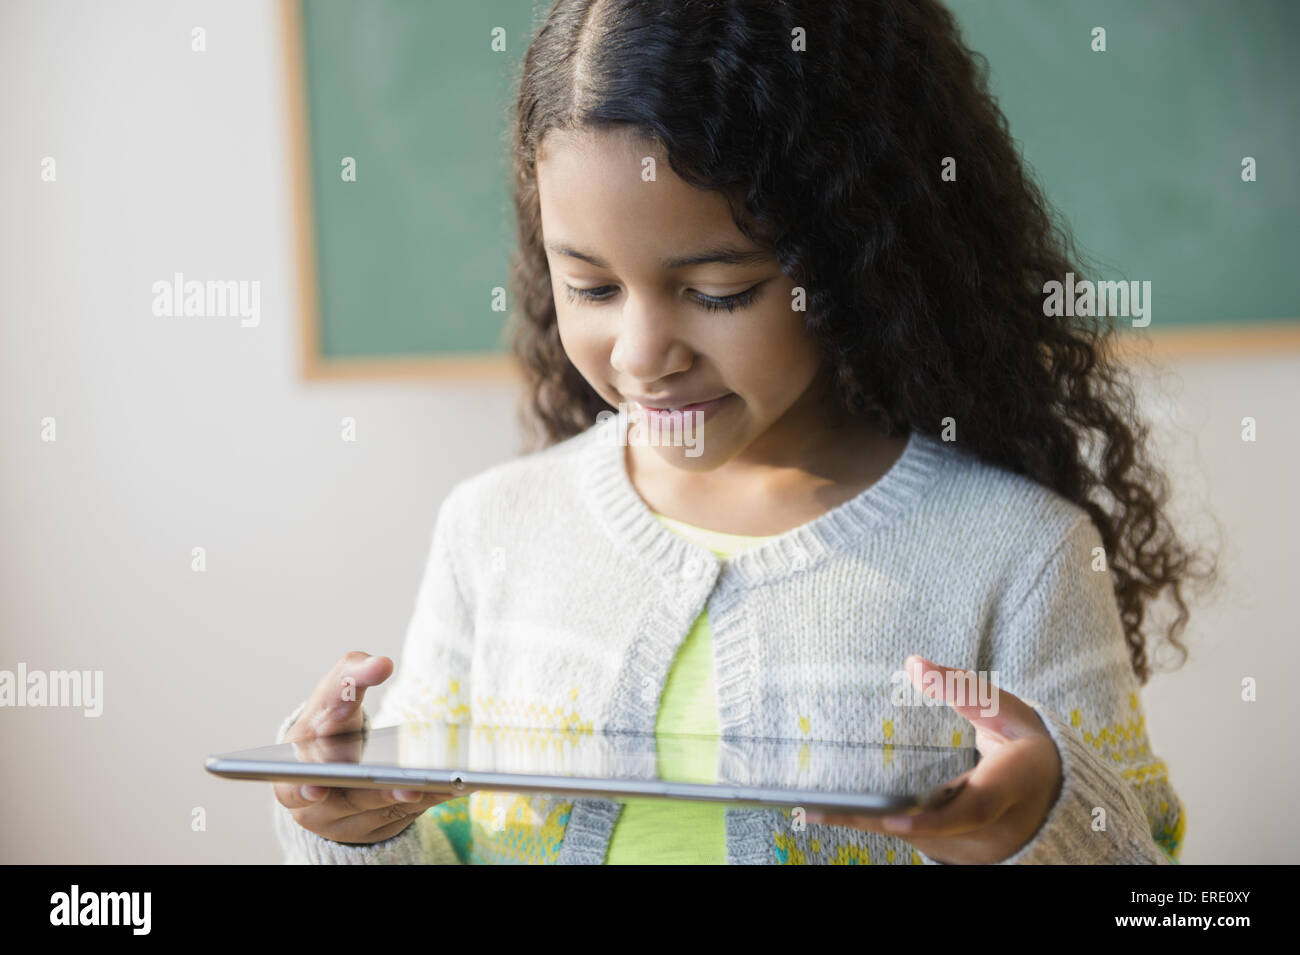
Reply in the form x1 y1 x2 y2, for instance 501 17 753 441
393 790 421 802
882 815 912 832
805 810 824 824
301 785 324 801
364 655 382 665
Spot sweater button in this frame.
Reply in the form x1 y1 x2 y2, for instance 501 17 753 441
681 557 705 579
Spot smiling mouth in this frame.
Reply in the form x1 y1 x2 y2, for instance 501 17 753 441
629 394 735 415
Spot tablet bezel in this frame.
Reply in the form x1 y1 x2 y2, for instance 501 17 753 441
207 723 978 815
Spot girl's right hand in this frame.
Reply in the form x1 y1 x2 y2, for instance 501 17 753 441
273 651 453 845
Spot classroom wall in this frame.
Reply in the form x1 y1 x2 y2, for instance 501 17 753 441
1 0 1294 864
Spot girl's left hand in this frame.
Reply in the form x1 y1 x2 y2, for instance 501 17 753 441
806 655 1063 864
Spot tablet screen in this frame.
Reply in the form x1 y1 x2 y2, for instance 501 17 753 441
209 720 979 811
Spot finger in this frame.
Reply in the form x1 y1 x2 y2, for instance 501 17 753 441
274 779 443 812
310 652 392 724
293 732 367 765
291 652 394 740
882 751 1018 838
361 813 427 845
363 804 456 844
803 809 891 834
919 773 971 811
302 795 440 844
334 787 448 814
903 655 1044 742
273 781 333 810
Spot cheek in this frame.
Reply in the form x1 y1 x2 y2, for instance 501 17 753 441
770 297 819 373
554 313 579 365
554 307 605 374
546 267 604 375
725 299 817 386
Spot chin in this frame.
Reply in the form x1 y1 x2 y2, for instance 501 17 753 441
646 436 730 471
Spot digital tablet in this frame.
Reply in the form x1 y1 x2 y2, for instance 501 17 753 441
207 720 979 814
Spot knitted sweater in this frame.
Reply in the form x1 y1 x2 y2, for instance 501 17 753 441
272 414 1185 864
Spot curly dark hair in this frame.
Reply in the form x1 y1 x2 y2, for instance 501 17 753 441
503 0 1218 685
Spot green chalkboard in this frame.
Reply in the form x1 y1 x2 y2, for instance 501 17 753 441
290 0 540 365
288 0 1298 370
945 0 1299 329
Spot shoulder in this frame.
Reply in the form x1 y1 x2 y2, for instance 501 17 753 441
912 432 1099 584
440 419 606 529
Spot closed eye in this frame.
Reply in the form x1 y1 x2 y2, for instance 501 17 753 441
563 282 765 313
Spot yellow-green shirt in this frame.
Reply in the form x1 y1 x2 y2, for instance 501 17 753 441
603 513 775 864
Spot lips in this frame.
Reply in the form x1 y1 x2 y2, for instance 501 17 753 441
650 399 720 412
627 394 735 428
629 394 731 412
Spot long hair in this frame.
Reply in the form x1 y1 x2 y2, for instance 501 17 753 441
504 0 1218 684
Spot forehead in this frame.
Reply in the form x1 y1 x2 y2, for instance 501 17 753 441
536 127 748 255
537 125 658 175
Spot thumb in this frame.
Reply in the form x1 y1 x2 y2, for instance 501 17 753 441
299 652 393 738
902 655 1042 743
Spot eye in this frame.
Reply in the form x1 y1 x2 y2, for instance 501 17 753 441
691 283 764 313
563 285 618 304
562 283 765 312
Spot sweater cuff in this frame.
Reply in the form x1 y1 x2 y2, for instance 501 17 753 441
915 700 1172 865
271 700 438 865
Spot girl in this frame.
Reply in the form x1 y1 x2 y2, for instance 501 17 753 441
272 0 1215 864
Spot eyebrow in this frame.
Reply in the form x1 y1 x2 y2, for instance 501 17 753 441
545 242 773 270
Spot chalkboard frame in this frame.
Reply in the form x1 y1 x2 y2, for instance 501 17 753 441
281 0 517 381
280 0 1297 382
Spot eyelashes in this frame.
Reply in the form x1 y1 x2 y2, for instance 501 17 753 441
562 283 764 313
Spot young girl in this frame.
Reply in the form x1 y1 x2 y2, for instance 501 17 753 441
272 0 1215 864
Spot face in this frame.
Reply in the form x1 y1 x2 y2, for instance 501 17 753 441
536 125 840 478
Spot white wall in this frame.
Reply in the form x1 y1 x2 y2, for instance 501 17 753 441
1 0 1294 864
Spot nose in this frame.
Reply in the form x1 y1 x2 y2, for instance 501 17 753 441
609 292 692 384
